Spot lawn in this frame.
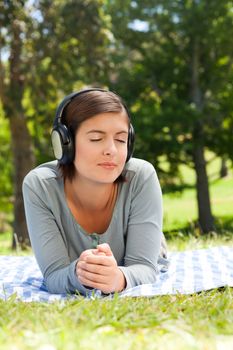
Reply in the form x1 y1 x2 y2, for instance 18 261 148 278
0 236 232 350
163 157 233 234
0 287 232 350
0 158 232 350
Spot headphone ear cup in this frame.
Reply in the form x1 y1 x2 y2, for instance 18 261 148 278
126 124 135 162
51 124 74 164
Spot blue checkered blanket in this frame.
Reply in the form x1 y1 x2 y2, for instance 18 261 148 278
0 246 233 302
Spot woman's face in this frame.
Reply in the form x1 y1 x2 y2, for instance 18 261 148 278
73 111 129 185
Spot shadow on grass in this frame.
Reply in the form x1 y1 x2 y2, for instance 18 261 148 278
162 183 195 195
162 171 232 195
164 215 233 241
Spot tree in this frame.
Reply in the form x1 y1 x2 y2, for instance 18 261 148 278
106 0 233 233
0 0 112 247
0 1 35 247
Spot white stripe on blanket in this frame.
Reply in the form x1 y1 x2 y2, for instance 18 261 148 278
0 246 232 302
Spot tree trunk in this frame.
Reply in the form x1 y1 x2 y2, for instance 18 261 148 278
220 156 228 178
9 114 35 248
190 37 214 233
3 16 35 249
192 125 214 232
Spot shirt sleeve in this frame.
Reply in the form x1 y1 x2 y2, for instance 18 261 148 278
22 175 89 295
118 162 163 288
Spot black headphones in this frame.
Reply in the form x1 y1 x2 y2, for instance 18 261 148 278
51 88 135 165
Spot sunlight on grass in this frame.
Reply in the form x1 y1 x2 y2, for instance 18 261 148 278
163 190 197 231
0 288 232 350
163 155 233 233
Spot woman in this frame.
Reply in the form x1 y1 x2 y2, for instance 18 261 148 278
23 88 168 295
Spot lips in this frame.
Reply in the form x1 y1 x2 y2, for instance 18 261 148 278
98 162 117 169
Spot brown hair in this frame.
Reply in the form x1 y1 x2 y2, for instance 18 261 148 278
58 89 130 181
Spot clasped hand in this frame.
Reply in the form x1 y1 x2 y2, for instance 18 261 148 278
76 243 126 294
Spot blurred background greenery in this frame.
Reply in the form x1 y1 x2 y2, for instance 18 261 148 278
0 0 232 249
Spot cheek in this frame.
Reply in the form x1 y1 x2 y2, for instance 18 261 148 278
75 142 105 169
124 146 128 159
119 145 128 163
74 142 92 163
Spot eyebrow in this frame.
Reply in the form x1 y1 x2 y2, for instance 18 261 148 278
86 130 128 135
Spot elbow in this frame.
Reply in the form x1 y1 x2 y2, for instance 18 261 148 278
44 276 62 294
43 272 68 294
123 263 158 288
146 267 158 284
43 269 87 296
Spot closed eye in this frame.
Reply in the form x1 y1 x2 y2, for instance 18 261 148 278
116 139 127 143
90 138 126 143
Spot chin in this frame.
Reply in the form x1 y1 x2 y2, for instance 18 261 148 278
98 177 119 184
95 173 121 184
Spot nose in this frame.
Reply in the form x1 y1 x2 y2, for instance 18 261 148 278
103 138 117 156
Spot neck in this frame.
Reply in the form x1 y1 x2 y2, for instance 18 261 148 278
65 176 117 212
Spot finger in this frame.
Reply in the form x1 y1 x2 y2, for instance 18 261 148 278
96 243 112 256
78 275 112 294
85 255 115 266
78 261 111 276
79 249 98 260
92 251 106 256
77 267 107 284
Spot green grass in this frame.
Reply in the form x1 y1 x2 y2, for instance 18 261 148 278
0 288 232 350
0 232 12 254
0 232 32 256
0 232 232 350
163 157 233 233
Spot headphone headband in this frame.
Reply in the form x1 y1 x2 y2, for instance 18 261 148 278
51 88 135 164
54 88 107 127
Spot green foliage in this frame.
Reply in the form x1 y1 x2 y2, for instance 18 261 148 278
107 0 233 177
18 0 114 165
1 0 233 233
0 0 115 234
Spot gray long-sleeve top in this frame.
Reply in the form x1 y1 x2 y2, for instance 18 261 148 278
22 157 163 295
